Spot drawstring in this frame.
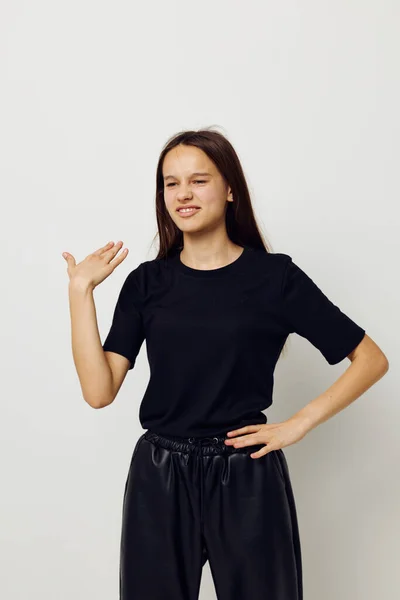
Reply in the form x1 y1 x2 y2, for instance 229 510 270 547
187 436 224 527
188 436 221 446
188 438 217 467
188 436 224 457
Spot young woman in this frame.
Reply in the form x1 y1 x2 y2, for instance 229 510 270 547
64 129 388 600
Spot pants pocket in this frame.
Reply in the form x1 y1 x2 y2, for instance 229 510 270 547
271 449 286 485
123 432 146 499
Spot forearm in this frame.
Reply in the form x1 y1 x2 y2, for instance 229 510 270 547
291 354 389 433
68 280 114 408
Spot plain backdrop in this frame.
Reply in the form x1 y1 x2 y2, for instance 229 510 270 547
1 1 399 599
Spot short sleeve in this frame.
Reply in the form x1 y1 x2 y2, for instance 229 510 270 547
102 269 145 370
279 255 366 365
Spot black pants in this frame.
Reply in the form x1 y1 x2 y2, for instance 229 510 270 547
119 430 303 599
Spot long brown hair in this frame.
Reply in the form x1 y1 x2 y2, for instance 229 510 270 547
149 126 289 359
150 126 273 259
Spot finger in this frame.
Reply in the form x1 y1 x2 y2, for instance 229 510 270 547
226 425 259 436
251 439 281 458
110 246 129 266
104 241 126 260
233 435 268 448
228 436 255 446
62 252 76 267
249 446 271 459
93 241 115 256
225 433 252 445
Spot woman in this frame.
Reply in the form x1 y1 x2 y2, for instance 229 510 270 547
63 128 389 600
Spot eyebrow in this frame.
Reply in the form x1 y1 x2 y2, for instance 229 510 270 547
163 171 213 181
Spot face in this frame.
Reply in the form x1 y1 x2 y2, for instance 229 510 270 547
162 145 233 233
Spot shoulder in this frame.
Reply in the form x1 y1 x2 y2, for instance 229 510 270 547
249 250 302 295
124 255 171 301
251 248 292 264
135 255 167 281
264 251 293 266
251 248 293 274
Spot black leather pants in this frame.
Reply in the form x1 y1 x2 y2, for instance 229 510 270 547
119 430 303 599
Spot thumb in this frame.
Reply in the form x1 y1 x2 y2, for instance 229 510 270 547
62 252 76 267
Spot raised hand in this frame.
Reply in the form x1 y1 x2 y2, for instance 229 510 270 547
62 241 129 290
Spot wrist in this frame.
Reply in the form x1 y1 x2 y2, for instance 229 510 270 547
69 279 95 294
289 413 315 435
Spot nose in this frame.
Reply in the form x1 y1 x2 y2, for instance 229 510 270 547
177 189 193 201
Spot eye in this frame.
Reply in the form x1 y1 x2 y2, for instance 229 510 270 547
166 180 206 187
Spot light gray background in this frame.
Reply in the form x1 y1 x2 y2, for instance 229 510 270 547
1 1 398 599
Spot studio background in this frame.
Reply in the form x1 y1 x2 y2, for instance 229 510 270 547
1 1 398 599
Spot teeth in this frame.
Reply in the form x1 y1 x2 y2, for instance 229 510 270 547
179 208 198 213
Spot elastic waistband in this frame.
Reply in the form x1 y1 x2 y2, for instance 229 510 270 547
144 430 263 456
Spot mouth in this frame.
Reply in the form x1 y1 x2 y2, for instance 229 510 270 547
176 206 201 217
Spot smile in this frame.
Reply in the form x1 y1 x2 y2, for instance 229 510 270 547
177 208 201 217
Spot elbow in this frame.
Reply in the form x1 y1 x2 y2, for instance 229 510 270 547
362 353 389 378
375 348 390 375
91 402 105 410
349 334 389 375
365 353 389 375
83 396 102 409
381 356 390 374
83 394 114 409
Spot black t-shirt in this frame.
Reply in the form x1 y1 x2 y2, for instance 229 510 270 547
102 246 366 437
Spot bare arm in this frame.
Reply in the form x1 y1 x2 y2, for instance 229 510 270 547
64 241 131 408
68 281 114 407
291 333 389 432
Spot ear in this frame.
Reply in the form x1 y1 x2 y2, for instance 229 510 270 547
227 186 233 202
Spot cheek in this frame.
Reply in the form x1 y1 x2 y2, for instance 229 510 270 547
208 197 228 217
163 193 175 212
198 190 224 211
